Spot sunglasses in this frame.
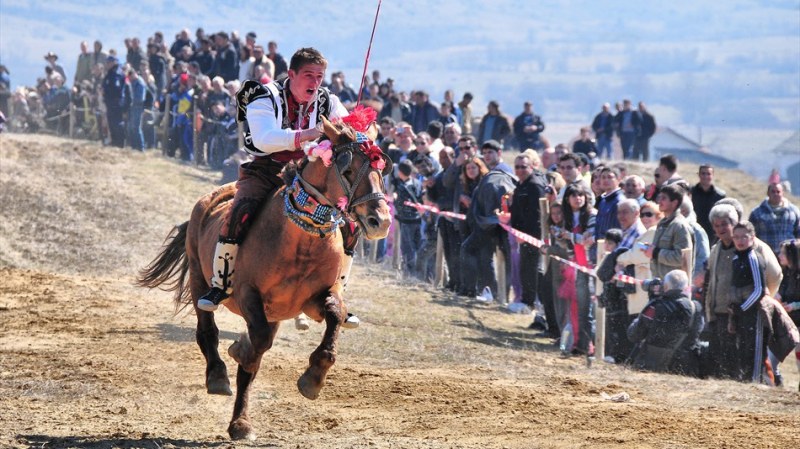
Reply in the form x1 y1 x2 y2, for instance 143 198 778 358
514 165 530 169
641 212 655 218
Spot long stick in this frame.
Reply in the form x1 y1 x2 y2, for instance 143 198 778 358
356 0 383 105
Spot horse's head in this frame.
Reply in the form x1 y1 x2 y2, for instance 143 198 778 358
301 115 392 240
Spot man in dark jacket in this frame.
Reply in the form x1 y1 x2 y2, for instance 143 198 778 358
393 160 424 276
627 269 704 376
614 99 641 160
147 43 168 96
591 103 614 159
690 165 726 244
634 102 656 162
212 32 239 82
507 152 549 329
460 141 517 299
102 56 129 147
410 91 439 134
512 101 545 150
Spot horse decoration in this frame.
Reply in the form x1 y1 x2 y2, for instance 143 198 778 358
138 108 392 440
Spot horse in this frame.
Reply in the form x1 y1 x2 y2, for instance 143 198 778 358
138 115 392 440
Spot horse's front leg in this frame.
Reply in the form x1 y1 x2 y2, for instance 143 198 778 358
226 286 279 441
297 290 345 400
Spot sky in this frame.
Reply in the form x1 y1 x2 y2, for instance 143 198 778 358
1 0 799 130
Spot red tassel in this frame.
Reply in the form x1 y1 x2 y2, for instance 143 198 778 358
341 105 377 132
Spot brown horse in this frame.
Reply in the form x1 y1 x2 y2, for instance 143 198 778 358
138 116 392 440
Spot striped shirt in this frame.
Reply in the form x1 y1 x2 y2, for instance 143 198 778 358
620 219 647 250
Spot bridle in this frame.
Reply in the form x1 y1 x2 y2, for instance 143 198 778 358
285 137 391 237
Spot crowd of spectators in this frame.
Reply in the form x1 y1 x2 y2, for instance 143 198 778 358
3 28 799 389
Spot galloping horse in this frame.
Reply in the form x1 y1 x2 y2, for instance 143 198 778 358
138 116 392 440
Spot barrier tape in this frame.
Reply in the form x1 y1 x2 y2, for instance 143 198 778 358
402 200 641 286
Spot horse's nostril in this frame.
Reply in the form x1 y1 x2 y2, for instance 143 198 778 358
367 217 380 228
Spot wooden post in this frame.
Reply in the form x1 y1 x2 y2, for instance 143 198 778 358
161 95 171 156
434 231 445 288
392 223 402 270
68 104 75 139
539 197 550 273
595 239 606 362
495 248 507 304
192 97 199 166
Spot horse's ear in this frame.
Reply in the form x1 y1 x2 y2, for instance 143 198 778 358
365 121 379 142
320 116 340 143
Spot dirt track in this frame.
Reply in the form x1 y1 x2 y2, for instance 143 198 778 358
1 133 798 449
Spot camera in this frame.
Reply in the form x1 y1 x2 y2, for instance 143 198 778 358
641 277 663 300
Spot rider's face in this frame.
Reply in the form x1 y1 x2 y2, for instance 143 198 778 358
288 63 326 103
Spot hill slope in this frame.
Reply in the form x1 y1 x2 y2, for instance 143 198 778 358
0 133 798 448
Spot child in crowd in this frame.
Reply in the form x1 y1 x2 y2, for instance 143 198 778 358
540 202 568 340
728 221 769 382
392 160 423 277
776 239 800 390
596 228 634 364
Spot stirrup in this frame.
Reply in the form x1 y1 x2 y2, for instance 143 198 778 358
341 313 360 330
197 287 229 312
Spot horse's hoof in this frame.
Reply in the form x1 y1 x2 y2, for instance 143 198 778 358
294 315 311 331
206 364 232 396
297 371 321 400
228 418 256 441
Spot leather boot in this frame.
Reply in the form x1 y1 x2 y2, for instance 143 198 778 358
197 238 239 312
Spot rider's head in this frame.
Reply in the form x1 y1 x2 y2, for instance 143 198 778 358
288 47 327 104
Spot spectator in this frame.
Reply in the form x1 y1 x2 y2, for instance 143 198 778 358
126 37 147 72
477 100 511 146
192 38 215 75
541 146 558 172
126 69 147 151
512 101 545 150
591 103 614 159
379 94 412 123
426 121 445 158
627 270 704 375
556 153 594 205
540 202 568 341
460 141 516 299
393 160 424 277
775 239 800 390
703 203 783 379
437 101 458 126
614 99 640 160
426 146 460 291
102 56 129 148
596 229 634 363
410 90 439 134
655 154 690 192
679 197 710 285
618 200 661 315
502 152 549 330
91 40 108 68
212 32 239 82
237 46 254 82
44 73 71 135
451 152 488 290
74 41 94 85
248 45 275 81
645 184 694 279
690 165 726 244
633 102 656 162
267 41 289 80
729 221 770 382
572 126 597 156
442 122 462 149
457 92 474 136
623 174 647 206
555 183 597 356
329 72 357 108
748 182 800 255
169 29 195 59
44 52 67 83
147 43 168 97
595 166 625 240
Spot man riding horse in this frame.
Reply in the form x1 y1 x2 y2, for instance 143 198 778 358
197 47 358 328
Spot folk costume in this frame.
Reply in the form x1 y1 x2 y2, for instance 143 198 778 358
197 76 348 312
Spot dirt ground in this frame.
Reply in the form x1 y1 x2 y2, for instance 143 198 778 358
1 133 798 449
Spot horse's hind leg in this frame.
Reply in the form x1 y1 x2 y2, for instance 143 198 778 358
226 286 280 441
298 291 344 400
196 310 231 395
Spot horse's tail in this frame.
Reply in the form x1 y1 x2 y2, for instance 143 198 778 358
137 222 191 310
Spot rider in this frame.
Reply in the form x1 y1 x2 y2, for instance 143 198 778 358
196 47 359 327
